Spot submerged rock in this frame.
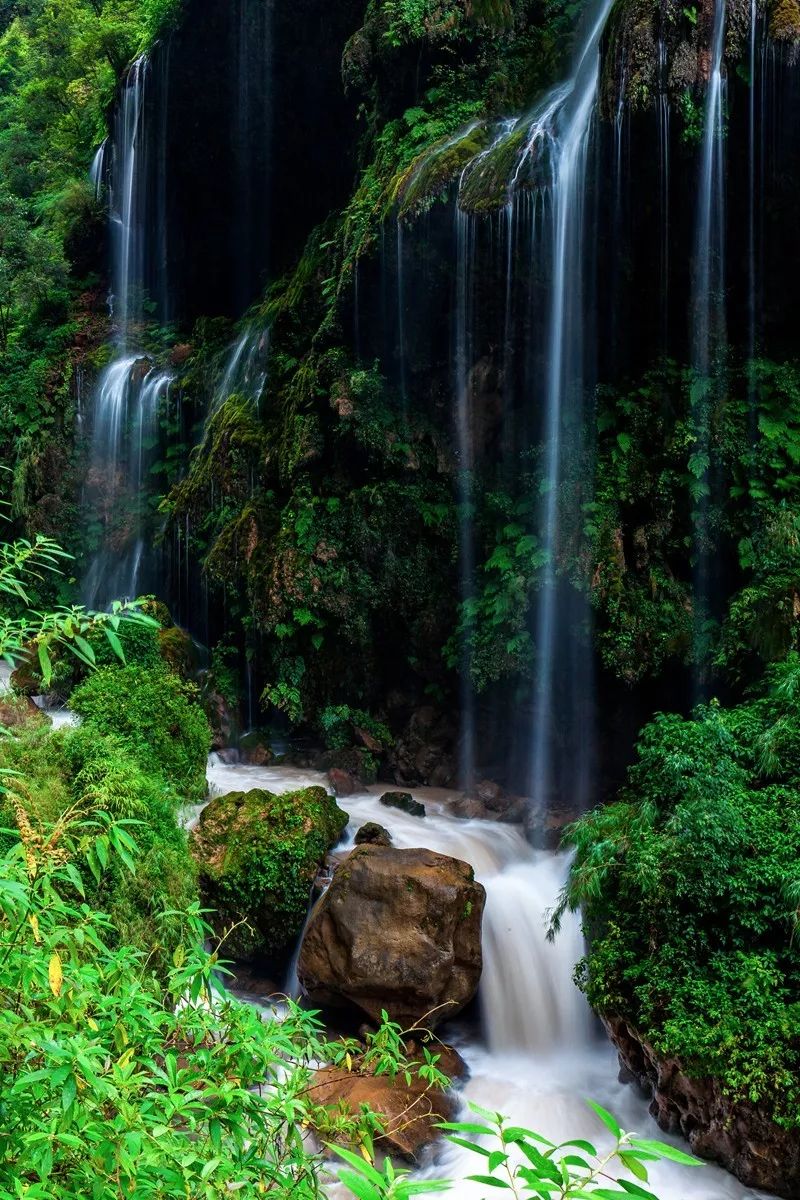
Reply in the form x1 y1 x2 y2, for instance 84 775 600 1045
605 1014 800 1197
380 790 426 818
190 786 348 963
297 844 485 1030
354 821 392 846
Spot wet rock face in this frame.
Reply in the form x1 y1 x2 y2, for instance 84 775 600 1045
297 844 485 1030
327 766 360 796
605 1015 800 1197
354 821 392 846
388 705 458 787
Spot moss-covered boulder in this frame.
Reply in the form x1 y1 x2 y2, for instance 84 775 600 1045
190 786 348 963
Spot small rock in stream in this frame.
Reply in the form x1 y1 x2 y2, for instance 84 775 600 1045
379 790 426 818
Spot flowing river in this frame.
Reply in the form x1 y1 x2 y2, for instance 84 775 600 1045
205 758 766 1200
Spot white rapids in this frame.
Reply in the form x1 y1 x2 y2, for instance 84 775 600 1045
205 758 766 1200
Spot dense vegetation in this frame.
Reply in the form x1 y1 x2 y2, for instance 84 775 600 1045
556 655 800 1127
3 0 800 1194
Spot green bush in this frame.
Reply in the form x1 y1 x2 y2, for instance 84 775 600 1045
70 664 211 804
556 654 800 1125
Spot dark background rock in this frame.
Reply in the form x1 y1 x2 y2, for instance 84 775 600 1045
380 791 426 818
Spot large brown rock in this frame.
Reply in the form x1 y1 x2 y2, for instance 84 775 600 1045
312 1063 454 1160
605 1014 800 1198
297 844 485 1030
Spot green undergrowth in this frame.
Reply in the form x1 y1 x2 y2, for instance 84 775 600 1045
555 652 800 1127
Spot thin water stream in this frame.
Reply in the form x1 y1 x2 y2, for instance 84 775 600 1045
205 759 765 1200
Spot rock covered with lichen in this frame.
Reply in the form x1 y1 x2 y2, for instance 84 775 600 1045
190 786 348 962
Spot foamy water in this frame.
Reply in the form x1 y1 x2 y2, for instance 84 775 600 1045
207 759 767 1200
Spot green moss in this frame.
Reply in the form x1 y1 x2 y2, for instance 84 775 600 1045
70 664 210 804
191 786 348 961
770 0 800 40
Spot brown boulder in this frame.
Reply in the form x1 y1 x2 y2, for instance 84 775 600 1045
312 1063 453 1159
297 844 485 1030
327 767 359 796
354 822 392 846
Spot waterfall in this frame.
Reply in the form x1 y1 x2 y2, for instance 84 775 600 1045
692 2 727 377
83 56 169 608
438 0 612 804
525 0 611 815
111 55 149 337
209 325 270 421
690 0 727 684
89 139 108 200
454 209 477 789
658 35 671 351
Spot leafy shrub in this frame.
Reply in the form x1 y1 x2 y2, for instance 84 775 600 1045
70 664 211 803
556 655 800 1125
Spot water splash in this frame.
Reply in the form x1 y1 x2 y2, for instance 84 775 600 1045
209 325 270 422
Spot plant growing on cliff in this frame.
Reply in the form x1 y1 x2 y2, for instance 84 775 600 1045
553 657 800 1132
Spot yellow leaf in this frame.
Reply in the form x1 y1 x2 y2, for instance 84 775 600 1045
48 952 63 998
345 1052 353 1072
359 1143 372 1163
87 1017 99 1031
28 914 40 943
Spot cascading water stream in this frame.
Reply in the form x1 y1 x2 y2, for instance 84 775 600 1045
83 56 169 607
526 1 611 814
456 0 611 809
454 209 477 789
209 325 270 422
690 0 727 685
205 759 763 1200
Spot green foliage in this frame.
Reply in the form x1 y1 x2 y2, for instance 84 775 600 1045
0 801 690 1200
70 664 210 804
0 0 183 549
556 657 800 1126
343 1098 698 1198
448 490 544 689
167 319 457 731
0 810 443 1198
588 357 800 689
318 704 393 752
